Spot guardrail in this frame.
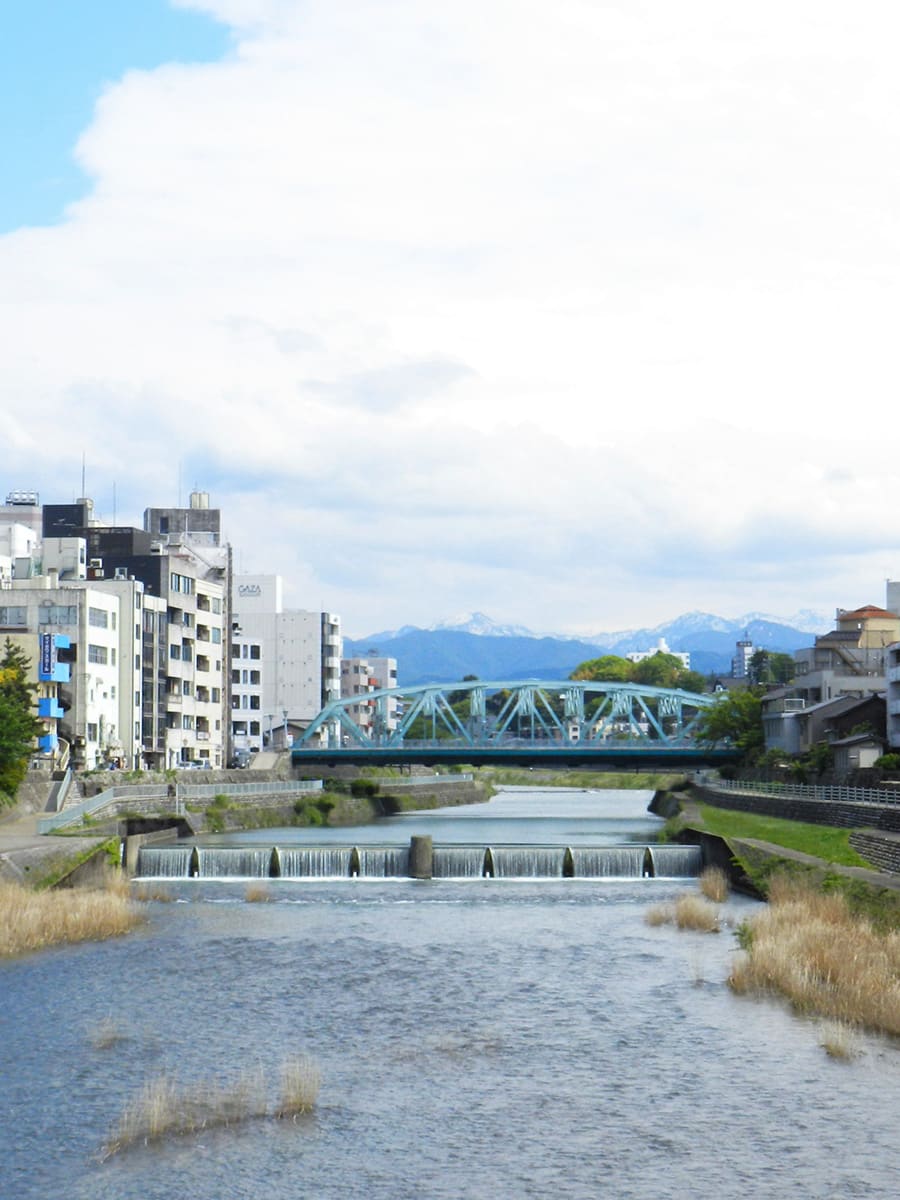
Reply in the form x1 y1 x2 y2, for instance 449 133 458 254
714 778 900 807
37 779 324 832
38 787 120 833
379 774 475 787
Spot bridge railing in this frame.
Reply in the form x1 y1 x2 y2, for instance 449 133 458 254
714 777 900 808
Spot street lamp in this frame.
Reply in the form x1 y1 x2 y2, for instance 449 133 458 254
282 708 288 748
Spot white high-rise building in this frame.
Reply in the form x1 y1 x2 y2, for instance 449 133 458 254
233 574 341 743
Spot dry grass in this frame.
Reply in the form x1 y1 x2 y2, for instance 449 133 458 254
133 883 175 903
244 883 272 903
698 866 730 903
274 1055 321 1119
728 874 900 1038
0 877 142 958
90 1016 127 1051
102 1058 320 1158
819 1021 860 1061
643 891 721 933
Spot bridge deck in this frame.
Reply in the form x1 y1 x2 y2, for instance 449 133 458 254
291 745 737 769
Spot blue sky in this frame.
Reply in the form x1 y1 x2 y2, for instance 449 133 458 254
0 1 228 231
1 2 899 639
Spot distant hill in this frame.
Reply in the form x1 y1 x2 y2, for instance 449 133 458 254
343 610 823 686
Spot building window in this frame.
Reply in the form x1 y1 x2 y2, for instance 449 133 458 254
211 627 221 643
170 644 181 660
89 607 108 628
88 644 108 665
39 605 77 625
87 723 98 741
250 645 261 660
0 606 27 627
250 696 260 710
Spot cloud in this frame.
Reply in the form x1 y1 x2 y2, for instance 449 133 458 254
2 1 900 636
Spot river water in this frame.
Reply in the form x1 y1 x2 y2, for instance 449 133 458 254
1 787 898 1199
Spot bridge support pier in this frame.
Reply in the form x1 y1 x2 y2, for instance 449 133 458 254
408 835 433 880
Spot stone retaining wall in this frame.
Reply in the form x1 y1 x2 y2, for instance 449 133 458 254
693 784 897 831
849 831 900 875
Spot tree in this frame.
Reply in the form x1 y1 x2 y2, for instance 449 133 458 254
570 655 632 683
748 650 795 686
0 638 41 803
694 688 765 761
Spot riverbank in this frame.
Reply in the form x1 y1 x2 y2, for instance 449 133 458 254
662 785 900 929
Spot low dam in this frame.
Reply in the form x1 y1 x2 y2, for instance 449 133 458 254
134 840 702 880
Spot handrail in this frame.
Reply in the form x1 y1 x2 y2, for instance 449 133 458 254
713 778 900 808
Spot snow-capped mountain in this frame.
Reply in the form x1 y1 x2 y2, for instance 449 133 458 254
344 609 827 686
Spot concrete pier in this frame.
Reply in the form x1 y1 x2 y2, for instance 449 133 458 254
408 835 433 879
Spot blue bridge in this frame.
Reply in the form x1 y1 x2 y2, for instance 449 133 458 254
292 679 736 769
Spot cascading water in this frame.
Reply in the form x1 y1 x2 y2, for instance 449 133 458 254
195 847 273 878
488 846 567 878
135 845 192 878
648 844 703 877
356 847 410 878
569 846 649 878
278 847 354 879
432 846 487 878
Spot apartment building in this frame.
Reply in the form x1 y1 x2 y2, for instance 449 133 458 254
2 581 126 770
341 655 399 737
233 574 341 738
40 500 227 769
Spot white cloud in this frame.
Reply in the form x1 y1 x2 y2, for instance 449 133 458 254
2 1 900 636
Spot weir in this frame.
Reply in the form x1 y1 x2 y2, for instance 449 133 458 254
135 840 705 880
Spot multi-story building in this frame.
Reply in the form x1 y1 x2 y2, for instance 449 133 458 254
625 638 690 670
232 574 341 740
792 604 899 706
341 655 399 736
40 498 227 769
230 628 265 753
2 581 125 770
732 638 754 679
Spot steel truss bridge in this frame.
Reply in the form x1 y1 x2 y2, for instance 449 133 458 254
292 679 736 769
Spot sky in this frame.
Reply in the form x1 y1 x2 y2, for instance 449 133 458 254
2 1 899 639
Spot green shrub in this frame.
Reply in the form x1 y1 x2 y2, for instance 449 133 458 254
350 779 380 797
875 752 900 771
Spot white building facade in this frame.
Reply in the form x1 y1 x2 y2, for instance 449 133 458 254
233 574 341 740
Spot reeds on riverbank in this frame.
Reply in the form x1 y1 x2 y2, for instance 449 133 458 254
728 875 900 1037
0 876 142 958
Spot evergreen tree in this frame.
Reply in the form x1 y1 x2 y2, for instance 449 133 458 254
0 638 42 803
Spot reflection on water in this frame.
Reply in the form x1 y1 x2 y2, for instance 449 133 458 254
195 786 667 848
3 788 899 1200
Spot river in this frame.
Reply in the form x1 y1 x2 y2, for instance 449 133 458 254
1 787 898 1199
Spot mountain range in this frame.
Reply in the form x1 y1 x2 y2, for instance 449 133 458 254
344 610 830 687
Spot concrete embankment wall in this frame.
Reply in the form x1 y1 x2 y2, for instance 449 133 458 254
690 783 900 884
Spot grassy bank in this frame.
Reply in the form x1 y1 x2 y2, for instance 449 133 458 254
0 875 142 958
695 803 870 868
474 767 684 790
674 797 900 929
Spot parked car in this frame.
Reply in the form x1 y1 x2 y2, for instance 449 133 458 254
229 749 251 769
